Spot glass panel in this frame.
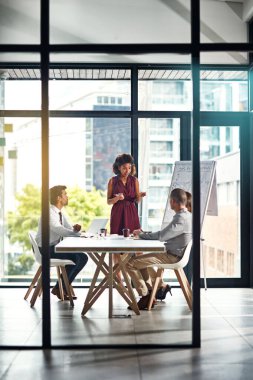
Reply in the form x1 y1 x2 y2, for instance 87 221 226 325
138 70 192 111
0 0 40 44
1 79 41 110
200 72 248 112
50 0 191 44
1 116 42 346
50 53 192 65
0 53 40 63
200 0 247 43
138 118 192 346
49 117 130 282
49 79 130 111
0 67 41 80
200 52 248 65
138 118 180 231
200 126 240 278
200 50 249 111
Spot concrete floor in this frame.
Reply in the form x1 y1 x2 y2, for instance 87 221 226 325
0 287 253 379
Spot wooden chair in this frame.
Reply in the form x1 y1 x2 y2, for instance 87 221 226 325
24 231 75 307
147 240 193 311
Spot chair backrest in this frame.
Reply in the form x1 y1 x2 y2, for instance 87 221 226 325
28 231 42 265
86 218 108 234
176 240 192 269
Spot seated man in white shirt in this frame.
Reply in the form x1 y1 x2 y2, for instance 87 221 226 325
36 185 88 300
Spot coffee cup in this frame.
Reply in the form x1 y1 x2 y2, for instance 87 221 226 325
100 228 107 237
122 228 130 238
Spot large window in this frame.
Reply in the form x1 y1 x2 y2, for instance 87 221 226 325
1 74 247 283
1 77 131 282
1 115 130 283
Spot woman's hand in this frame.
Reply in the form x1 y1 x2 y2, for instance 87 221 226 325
139 192 146 198
114 193 124 201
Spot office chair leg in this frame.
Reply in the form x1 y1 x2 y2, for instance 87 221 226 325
174 268 192 310
56 267 65 301
60 266 74 307
30 275 42 307
147 268 164 311
24 266 42 300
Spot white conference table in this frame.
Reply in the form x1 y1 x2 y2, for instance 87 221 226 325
55 235 165 318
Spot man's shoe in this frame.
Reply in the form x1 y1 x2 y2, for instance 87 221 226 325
63 294 77 300
51 287 62 300
51 287 77 300
156 284 172 300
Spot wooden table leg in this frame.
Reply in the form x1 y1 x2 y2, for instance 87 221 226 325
81 252 108 316
92 256 135 312
108 253 113 318
98 253 139 315
82 251 140 318
117 254 140 315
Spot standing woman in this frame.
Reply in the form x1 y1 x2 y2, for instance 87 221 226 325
107 154 146 281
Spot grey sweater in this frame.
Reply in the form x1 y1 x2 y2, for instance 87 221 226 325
139 208 192 257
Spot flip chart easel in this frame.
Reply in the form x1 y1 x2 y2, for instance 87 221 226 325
161 160 218 289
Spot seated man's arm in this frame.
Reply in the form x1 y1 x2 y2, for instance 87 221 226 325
50 212 81 237
159 213 185 242
139 231 160 240
138 213 189 242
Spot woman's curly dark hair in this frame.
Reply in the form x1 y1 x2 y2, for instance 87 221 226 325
113 153 136 176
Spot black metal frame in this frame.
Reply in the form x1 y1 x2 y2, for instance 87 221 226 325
250 114 253 288
1 0 253 349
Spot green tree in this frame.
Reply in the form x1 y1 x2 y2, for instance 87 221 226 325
7 184 110 251
8 253 35 275
66 186 110 230
7 184 41 251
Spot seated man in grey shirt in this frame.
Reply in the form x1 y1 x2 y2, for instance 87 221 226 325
127 188 192 310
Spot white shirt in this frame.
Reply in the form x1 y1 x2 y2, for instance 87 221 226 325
36 204 81 247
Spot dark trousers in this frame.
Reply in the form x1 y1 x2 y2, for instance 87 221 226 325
41 245 88 289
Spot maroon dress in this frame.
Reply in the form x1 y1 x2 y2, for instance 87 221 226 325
110 175 141 235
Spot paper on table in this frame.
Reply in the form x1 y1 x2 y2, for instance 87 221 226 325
108 235 124 240
80 232 94 238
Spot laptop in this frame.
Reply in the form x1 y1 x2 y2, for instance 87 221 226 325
81 218 108 237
